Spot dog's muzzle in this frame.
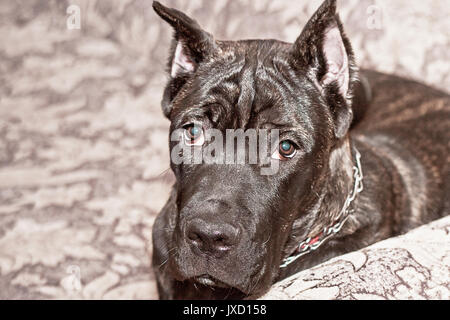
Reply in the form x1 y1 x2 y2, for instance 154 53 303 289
186 218 241 259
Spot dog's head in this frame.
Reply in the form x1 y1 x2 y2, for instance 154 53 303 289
153 0 357 297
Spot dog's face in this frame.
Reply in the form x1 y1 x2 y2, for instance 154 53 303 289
153 0 357 296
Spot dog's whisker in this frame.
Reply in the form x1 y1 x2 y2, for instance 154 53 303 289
250 276 261 295
167 247 177 254
158 247 178 269
156 167 171 178
158 259 168 268
223 287 233 300
262 231 272 245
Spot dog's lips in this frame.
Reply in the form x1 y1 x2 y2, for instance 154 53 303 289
169 258 245 291
191 275 249 299
194 274 230 288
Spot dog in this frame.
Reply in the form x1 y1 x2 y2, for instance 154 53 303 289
151 0 450 299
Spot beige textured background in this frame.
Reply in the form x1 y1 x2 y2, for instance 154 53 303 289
0 0 449 299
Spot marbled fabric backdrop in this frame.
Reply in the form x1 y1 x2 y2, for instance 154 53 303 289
0 0 448 299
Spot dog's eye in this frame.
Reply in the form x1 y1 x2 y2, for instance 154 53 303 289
184 124 205 146
272 140 297 160
279 140 296 158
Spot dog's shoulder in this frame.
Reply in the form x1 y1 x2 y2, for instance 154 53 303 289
352 70 450 230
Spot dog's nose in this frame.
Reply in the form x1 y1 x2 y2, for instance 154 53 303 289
186 219 240 258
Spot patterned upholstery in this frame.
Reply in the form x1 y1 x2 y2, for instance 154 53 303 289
261 216 450 300
0 0 448 299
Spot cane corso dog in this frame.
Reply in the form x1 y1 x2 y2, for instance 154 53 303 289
151 0 450 299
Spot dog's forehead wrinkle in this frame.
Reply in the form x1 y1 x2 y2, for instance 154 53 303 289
236 57 258 128
198 56 244 92
213 40 290 129
176 41 320 133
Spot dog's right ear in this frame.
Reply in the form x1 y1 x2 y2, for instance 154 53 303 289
153 1 217 118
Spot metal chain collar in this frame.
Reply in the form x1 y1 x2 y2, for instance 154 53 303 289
280 148 364 269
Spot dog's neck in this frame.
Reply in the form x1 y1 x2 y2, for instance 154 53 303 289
280 135 369 270
310 137 357 235
287 137 359 252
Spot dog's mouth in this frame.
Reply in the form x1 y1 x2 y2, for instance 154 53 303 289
189 274 247 299
193 274 230 288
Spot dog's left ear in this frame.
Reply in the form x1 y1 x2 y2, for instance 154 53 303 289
153 1 217 118
290 0 357 139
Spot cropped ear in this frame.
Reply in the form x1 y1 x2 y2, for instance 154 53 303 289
153 1 217 118
290 0 358 139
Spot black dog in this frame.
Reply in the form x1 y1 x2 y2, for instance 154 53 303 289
151 0 450 299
